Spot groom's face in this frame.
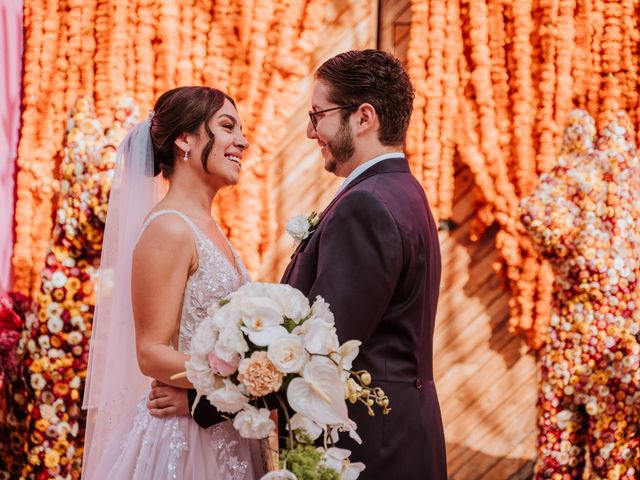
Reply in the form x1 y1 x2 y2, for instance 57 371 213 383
307 81 355 176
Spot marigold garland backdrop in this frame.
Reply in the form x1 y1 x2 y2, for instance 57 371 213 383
13 0 329 298
405 0 640 349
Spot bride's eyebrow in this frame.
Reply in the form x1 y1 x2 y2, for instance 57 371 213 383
219 114 237 124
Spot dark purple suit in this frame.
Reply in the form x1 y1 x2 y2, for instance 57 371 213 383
282 157 447 480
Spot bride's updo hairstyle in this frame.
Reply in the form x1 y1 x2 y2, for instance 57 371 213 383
149 86 236 178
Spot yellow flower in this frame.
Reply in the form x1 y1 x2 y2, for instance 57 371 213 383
35 418 50 432
44 448 61 468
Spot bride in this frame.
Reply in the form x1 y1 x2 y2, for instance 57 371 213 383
82 86 265 479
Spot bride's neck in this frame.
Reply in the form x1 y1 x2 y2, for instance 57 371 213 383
164 176 218 218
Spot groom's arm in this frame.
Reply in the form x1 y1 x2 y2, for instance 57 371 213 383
187 389 227 428
309 190 403 343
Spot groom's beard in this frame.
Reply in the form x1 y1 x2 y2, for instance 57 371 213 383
325 120 355 174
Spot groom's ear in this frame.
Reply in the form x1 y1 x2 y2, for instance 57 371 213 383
174 133 190 152
353 103 377 136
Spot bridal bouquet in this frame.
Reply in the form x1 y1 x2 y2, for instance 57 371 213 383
183 282 389 479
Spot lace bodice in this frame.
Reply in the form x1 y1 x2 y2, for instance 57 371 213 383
140 209 250 354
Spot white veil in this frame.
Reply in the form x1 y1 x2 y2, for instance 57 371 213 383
82 117 166 478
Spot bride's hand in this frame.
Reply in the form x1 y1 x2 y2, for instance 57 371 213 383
147 380 189 417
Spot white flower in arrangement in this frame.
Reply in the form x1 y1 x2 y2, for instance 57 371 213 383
289 413 323 442
261 470 298 480
286 212 320 247
294 315 339 356
287 359 349 426
207 378 249 414
268 334 308 374
182 282 389 480
233 405 275 439
239 296 288 346
321 447 366 480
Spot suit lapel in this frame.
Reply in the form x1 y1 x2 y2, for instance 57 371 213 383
282 157 409 284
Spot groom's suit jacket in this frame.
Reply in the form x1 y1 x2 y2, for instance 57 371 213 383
282 157 447 480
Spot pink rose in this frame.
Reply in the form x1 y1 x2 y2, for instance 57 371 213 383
208 351 239 377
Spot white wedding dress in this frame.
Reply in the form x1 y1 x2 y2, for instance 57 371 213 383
89 209 265 479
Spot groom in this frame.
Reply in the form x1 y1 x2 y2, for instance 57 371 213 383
281 49 447 480
149 49 447 479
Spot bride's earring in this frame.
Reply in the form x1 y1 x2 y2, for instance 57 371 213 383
183 150 189 161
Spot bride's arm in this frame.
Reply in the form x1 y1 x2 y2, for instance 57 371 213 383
131 215 197 389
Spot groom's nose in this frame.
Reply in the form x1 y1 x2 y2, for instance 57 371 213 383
306 120 317 139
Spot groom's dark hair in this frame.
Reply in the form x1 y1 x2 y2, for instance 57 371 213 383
315 49 414 147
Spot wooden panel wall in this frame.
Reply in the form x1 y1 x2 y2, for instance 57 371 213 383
380 2 537 479
262 0 537 478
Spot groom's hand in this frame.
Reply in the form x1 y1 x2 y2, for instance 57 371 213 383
147 380 189 417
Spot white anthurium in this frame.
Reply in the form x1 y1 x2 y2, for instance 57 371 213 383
287 360 349 426
260 470 298 480
288 413 323 442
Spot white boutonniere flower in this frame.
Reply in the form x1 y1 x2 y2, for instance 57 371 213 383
286 211 320 247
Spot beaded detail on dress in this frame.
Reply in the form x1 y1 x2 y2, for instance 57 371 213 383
140 209 250 355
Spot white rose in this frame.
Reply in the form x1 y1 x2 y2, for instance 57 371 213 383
48 348 64 359
40 404 57 421
289 413 323 442
268 334 308 373
233 405 275 439
211 302 242 330
71 316 86 331
51 271 68 288
206 379 249 414
286 215 310 242
261 470 298 480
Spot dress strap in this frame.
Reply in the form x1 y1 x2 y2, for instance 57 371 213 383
139 209 202 242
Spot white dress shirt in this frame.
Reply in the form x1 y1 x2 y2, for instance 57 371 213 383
334 152 405 198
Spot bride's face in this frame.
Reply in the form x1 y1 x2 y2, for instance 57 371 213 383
189 99 249 187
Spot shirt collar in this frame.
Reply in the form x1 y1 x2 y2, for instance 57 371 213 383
335 152 405 197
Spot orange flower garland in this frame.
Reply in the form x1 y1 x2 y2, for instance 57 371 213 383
14 0 330 296
406 0 640 348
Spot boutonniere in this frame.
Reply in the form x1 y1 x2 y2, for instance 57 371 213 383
286 211 320 248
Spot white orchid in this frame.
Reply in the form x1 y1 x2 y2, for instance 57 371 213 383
288 413 323 442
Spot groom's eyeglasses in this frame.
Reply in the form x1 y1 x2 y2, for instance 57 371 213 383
308 104 360 131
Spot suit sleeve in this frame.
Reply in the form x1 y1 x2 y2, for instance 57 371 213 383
187 389 226 428
309 189 403 343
